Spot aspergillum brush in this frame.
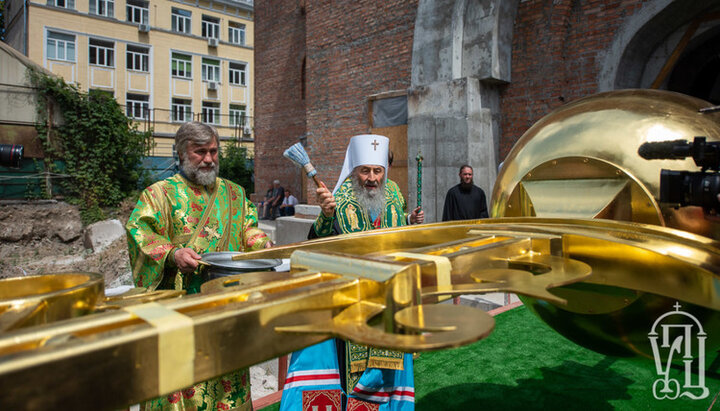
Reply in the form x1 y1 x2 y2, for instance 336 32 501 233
283 142 321 188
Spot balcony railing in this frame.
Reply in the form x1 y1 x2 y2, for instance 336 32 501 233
123 106 254 141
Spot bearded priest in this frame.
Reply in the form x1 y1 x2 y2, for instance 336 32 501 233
126 121 271 410
280 134 424 411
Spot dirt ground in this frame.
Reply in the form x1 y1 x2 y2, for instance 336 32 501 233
0 199 137 287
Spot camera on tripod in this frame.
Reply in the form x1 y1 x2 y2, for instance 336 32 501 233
638 136 720 214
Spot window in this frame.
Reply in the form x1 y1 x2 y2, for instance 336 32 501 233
172 8 191 34
89 39 114 67
172 98 192 123
229 62 246 86
126 45 149 72
126 94 149 120
90 89 114 99
202 58 220 82
171 53 192 78
228 22 245 45
89 0 114 17
202 102 220 125
202 15 220 39
47 31 76 62
47 0 74 9
126 0 148 24
229 104 246 127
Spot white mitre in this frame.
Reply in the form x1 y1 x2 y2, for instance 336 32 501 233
332 134 389 194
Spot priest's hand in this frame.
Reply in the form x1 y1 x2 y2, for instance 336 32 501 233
174 247 202 274
316 182 336 218
409 207 424 224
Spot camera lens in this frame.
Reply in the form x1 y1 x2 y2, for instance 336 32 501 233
0 144 24 168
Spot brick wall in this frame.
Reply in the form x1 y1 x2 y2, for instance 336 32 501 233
255 0 418 204
500 0 648 158
254 1 307 203
256 0 651 202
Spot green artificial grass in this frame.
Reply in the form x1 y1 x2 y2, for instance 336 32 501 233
260 305 720 410
259 401 280 411
414 305 720 410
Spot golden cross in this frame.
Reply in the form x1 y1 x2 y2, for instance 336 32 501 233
371 139 379 151
204 226 221 240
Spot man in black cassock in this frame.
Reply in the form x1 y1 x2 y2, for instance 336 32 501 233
441 165 489 221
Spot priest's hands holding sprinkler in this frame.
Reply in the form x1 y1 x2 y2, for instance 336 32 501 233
316 182 337 217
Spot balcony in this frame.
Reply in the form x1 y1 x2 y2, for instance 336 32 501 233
123 106 254 156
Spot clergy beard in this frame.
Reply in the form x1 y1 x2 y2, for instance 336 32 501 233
181 155 219 186
351 174 386 217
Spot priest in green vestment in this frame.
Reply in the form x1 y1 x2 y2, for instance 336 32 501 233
126 122 270 411
283 134 423 410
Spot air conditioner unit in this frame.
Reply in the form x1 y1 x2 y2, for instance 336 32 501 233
207 81 219 91
138 23 150 33
208 38 219 47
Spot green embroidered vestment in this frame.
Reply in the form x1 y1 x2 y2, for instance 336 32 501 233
126 174 268 411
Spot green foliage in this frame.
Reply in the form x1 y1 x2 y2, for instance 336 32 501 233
79 203 106 225
28 69 152 222
219 141 254 193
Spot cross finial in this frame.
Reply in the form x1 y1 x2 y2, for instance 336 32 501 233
673 302 682 311
371 139 379 151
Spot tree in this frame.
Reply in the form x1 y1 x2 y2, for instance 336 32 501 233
28 69 153 223
219 141 254 193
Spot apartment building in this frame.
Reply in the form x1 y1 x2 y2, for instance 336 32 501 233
4 0 255 157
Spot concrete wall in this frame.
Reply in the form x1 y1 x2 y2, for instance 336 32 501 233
0 45 40 126
408 0 514 221
0 40 58 158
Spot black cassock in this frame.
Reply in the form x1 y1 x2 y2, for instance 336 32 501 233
441 183 489 221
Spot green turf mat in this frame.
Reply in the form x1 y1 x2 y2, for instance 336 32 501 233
258 402 280 411
414 305 720 410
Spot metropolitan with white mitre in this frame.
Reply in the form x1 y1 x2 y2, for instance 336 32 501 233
280 134 423 411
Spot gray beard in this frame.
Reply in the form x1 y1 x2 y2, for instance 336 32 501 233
351 176 386 217
181 155 219 186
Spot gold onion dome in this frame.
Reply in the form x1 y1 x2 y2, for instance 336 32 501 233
491 89 720 357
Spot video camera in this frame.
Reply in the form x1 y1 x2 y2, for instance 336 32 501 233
638 137 720 214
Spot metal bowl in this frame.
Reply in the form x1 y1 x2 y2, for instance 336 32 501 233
200 252 282 280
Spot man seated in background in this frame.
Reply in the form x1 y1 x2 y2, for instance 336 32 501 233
279 189 299 216
263 179 285 220
258 184 274 220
